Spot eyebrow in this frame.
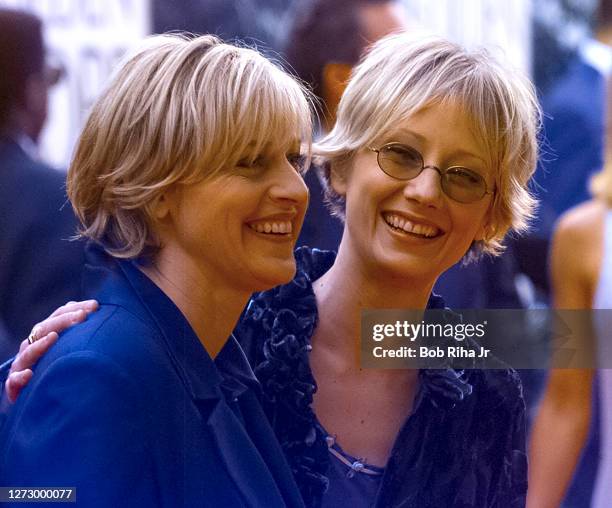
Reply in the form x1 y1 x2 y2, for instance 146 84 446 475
389 128 488 166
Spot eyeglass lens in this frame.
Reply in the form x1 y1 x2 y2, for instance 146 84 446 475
377 144 488 203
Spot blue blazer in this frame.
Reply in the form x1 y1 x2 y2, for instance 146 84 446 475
0 246 304 508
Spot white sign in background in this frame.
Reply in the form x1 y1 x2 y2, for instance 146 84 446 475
0 0 151 168
404 0 532 73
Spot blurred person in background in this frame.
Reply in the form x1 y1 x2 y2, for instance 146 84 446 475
284 0 408 132
527 117 612 508
527 2 612 506
521 0 609 301
586 156 612 508
0 8 83 361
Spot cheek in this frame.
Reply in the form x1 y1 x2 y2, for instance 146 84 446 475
174 192 232 244
345 169 394 210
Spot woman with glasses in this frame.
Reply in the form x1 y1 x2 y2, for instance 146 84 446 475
3 34 540 507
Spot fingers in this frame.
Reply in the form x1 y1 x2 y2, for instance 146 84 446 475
49 300 99 318
10 332 59 375
28 308 92 343
17 301 98 354
5 369 33 403
18 336 30 354
6 302 99 404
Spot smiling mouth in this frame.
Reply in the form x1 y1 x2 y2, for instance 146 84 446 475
382 213 443 239
247 220 293 235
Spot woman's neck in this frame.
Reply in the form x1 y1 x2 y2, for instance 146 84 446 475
313 240 435 358
141 249 251 358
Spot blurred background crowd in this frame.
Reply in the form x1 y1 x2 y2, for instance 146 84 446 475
0 0 610 506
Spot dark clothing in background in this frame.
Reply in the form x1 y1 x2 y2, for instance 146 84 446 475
517 51 606 298
152 0 293 52
0 138 83 361
534 55 605 237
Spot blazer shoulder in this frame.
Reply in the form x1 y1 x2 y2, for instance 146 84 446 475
41 304 170 386
0 347 160 508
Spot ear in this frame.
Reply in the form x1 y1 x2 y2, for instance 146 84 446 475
321 63 353 127
150 192 173 222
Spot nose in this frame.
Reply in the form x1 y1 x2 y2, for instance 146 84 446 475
268 161 309 209
403 166 443 207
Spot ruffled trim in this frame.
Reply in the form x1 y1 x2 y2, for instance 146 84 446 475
243 247 475 506
419 368 473 409
241 248 335 506
413 292 476 409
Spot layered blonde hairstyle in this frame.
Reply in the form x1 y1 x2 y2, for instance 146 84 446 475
68 34 312 259
315 34 541 259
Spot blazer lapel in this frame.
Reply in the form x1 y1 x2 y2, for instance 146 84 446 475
215 338 304 507
203 398 290 508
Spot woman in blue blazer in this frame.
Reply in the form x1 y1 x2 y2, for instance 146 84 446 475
0 34 312 507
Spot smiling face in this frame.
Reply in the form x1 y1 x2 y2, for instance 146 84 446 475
156 142 309 293
335 100 493 286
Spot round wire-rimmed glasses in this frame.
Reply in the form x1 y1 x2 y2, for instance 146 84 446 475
368 142 494 204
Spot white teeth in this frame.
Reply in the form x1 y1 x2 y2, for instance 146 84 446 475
248 221 293 235
383 213 440 238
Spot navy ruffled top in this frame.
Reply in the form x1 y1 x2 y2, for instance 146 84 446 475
236 247 527 508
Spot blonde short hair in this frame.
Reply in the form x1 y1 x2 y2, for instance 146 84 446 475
68 34 312 259
315 34 541 259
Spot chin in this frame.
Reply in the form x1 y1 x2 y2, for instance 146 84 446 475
249 258 297 292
